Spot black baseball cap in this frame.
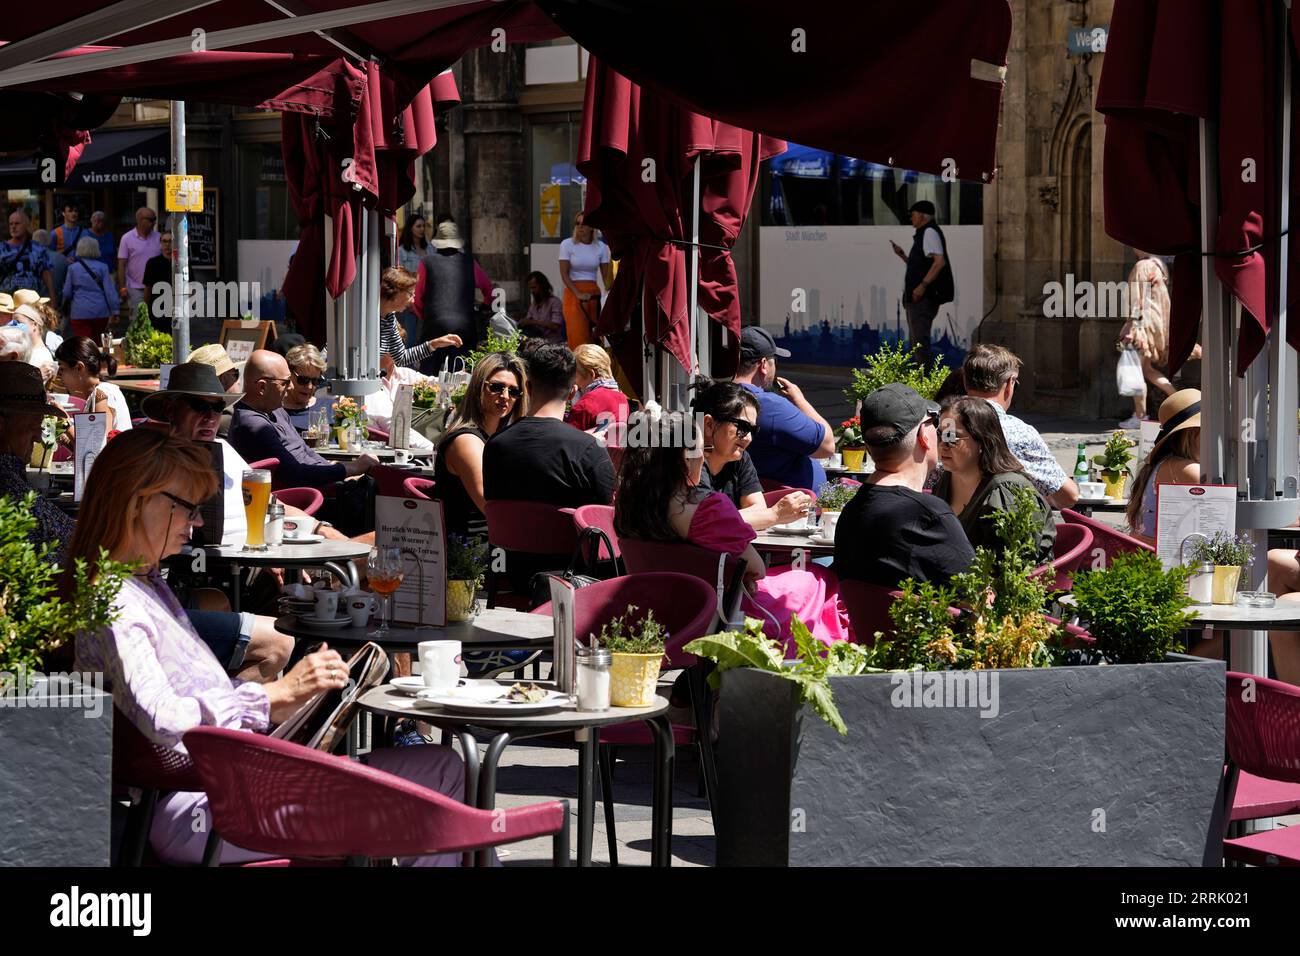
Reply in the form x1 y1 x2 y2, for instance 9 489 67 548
908 200 936 216
860 382 940 440
739 326 791 360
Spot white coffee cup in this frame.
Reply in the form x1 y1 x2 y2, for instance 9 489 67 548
418 640 462 692
827 452 843 470
283 519 303 540
314 589 339 619
821 511 840 541
347 594 376 627
393 448 411 465
1079 481 1106 498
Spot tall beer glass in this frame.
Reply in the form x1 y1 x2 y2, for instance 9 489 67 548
241 469 272 551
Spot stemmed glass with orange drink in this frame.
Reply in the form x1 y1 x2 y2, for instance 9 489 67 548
367 546 405 637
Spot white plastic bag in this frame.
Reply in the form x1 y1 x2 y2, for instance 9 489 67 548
1116 347 1145 396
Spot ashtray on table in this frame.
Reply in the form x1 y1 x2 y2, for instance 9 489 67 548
1235 591 1277 609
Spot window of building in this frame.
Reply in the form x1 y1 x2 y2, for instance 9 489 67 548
236 142 293 240
528 116 585 245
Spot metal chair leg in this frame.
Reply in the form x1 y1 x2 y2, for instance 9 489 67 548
598 744 618 867
552 799 571 867
119 788 158 867
687 665 719 826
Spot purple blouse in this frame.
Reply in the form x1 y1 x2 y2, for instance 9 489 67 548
75 570 270 753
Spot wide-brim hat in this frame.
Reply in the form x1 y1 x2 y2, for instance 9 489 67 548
187 343 236 377
141 361 242 422
11 289 50 307
0 292 15 313
0 361 67 418
430 221 464 250
1150 388 1201 458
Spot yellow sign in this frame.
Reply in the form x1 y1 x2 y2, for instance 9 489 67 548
165 175 205 213
539 183 560 239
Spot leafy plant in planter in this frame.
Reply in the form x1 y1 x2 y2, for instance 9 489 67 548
411 381 443 410
465 327 523 370
124 301 173 369
0 493 133 690
845 341 949 405
1069 550 1196 664
816 480 857 513
446 534 489 622
598 607 669 707
1091 430 1137 495
1186 530 1254 570
685 617 876 734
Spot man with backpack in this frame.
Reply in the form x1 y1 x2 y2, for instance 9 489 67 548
890 199 954 370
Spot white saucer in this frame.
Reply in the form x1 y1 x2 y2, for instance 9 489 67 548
283 533 325 545
768 522 814 536
807 534 836 546
297 614 352 629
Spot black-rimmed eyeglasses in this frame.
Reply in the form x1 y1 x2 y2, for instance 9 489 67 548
182 396 225 415
160 491 203 523
719 416 758 438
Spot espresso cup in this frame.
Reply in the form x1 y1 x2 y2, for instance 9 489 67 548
283 519 302 540
348 595 376 627
393 449 411 465
417 640 462 693
314 589 339 619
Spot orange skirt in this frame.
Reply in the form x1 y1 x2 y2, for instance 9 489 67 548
563 281 601 349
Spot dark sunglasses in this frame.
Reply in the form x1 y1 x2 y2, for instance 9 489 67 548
486 381 522 399
292 371 324 388
160 491 203 522
939 430 967 447
719 416 758 438
182 396 225 415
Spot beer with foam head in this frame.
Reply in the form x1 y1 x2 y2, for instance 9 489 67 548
241 469 272 550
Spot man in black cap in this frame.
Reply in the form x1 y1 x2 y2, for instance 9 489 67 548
733 325 836 490
890 200 953 369
832 383 973 588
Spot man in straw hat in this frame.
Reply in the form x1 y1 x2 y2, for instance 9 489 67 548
0 362 75 562
187 342 242 438
140 361 297 680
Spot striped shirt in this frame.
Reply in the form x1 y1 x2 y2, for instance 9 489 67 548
380 311 437 369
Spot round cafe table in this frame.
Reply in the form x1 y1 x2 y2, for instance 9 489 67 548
752 528 835 561
316 445 415 461
204 539 372 612
358 682 674 868
275 605 553 654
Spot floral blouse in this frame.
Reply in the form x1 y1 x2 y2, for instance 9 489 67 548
75 571 270 753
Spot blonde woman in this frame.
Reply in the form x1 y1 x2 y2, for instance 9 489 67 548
567 343 628 433
558 213 612 349
283 342 329 432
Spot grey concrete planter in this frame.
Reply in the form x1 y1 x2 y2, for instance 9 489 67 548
0 684 113 866
718 656 1226 866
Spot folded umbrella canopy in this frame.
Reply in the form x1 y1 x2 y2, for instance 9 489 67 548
1097 0 1300 376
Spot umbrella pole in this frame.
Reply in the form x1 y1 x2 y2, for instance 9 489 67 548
169 100 190 362
689 154 706 380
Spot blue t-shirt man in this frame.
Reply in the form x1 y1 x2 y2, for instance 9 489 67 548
733 326 831 491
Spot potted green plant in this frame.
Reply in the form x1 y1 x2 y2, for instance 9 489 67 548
0 492 133 865
30 414 67 473
445 534 488 622
845 341 949 409
1069 550 1197 660
124 300 173 369
597 607 668 707
815 480 858 540
1091 430 1137 499
1183 531 1254 605
834 417 866 472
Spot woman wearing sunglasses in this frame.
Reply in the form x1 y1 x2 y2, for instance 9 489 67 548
932 396 1055 562
72 429 470 866
690 378 812 531
615 409 849 654
282 343 330 433
434 351 527 537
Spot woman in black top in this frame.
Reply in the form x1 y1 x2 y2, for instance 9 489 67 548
689 378 811 530
433 351 527 536
933 396 1055 562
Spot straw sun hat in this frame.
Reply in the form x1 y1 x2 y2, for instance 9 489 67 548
187 343 237 377
430 220 464 250
1150 388 1201 458
0 362 67 418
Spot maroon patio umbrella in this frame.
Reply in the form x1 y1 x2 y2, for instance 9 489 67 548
578 57 784 388
1098 0 1300 375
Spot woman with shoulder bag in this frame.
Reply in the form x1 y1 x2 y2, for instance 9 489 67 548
61 235 119 339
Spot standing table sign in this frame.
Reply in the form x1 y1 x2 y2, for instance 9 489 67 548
389 384 413 450
1155 483 1236 568
73 412 107 502
374 494 448 626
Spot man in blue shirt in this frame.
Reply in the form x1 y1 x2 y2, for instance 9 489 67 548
732 326 835 490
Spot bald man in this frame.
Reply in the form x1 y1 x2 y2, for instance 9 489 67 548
228 349 377 489
117 206 161 321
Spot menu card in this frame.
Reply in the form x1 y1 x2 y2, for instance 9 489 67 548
549 576 577 695
73 412 107 502
1155 483 1236 569
389 384 413 450
374 494 447 626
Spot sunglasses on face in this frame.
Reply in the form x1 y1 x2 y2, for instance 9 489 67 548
160 491 203 523
486 381 522 399
182 396 225 416
259 376 291 387
292 371 324 388
718 416 758 438
939 430 967 447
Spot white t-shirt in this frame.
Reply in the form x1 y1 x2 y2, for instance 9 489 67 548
922 228 944 257
364 368 434 452
558 237 610 282
95 381 133 431
218 438 249 549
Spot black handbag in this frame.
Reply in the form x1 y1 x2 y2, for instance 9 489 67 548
526 526 617 610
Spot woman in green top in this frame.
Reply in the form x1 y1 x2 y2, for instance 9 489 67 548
933 395 1056 563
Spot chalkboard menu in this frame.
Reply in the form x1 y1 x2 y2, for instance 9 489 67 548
186 187 219 271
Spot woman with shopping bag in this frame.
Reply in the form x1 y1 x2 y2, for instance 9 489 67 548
1116 252 1200 428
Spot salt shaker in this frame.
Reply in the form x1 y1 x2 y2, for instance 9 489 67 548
265 494 285 547
576 647 612 711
